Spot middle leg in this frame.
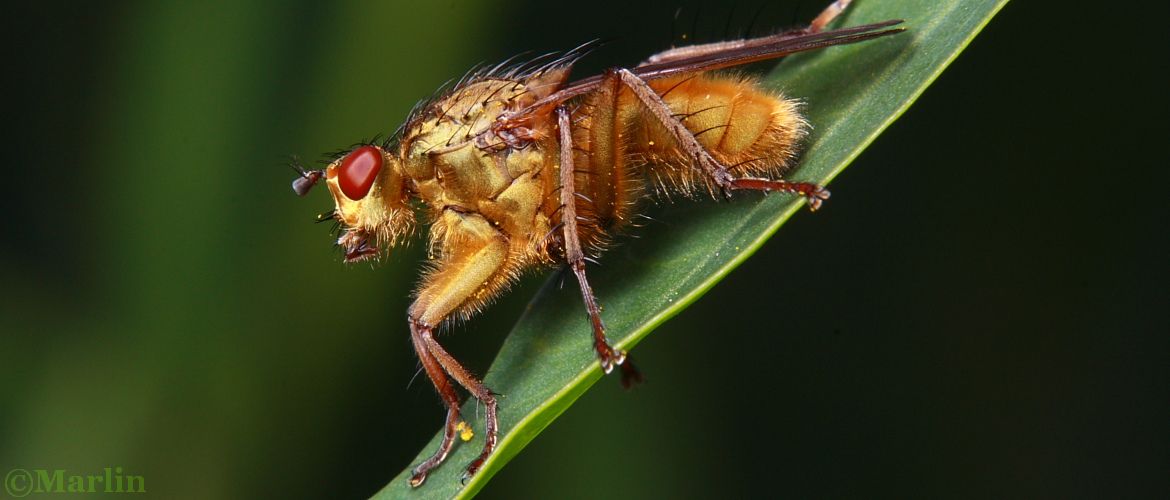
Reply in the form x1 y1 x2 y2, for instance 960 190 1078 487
556 105 643 388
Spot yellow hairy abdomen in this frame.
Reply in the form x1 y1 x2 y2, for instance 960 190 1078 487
637 74 808 186
563 73 808 254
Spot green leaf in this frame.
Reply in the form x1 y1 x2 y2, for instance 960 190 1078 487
376 0 1007 497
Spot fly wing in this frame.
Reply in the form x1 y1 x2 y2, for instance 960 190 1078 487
630 19 905 81
508 20 905 120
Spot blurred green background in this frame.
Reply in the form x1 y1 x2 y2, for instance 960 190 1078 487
2 1 1166 498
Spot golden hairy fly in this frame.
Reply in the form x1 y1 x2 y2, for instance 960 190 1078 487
290 0 904 488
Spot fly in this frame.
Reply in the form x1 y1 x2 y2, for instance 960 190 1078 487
291 0 903 487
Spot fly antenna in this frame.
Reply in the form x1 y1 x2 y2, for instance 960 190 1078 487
290 156 325 196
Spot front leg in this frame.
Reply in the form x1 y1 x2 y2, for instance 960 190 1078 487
407 326 467 488
407 210 509 486
556 106 643 388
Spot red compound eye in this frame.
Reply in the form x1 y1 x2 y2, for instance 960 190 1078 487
337 145 383 200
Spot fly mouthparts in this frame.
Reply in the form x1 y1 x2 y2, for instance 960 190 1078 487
292 169 325 196
344 244 380 263
337 230 379 263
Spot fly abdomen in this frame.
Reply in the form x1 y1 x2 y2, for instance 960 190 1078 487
566 73 809 250
633 74 809 195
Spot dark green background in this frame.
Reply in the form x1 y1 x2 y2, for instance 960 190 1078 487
2 1 1165 498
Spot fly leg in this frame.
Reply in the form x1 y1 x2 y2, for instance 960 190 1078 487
556 106 643 388
407 210 509 486
407 323 467 487
607 68 829 210
809 0 853 33
414 318 500 484
725 178 830 211
641 0 853 66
